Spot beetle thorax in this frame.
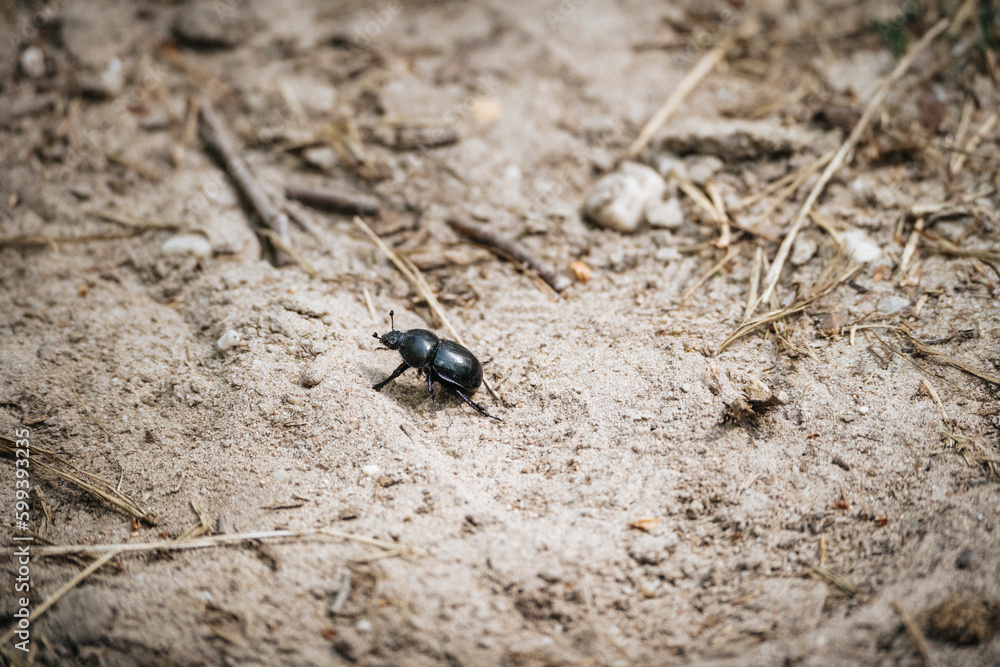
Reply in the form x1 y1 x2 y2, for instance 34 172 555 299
398 329 439 369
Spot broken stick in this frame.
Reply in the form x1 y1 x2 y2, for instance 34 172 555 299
446 217 571 293
198 98 292 261
285 184 381 217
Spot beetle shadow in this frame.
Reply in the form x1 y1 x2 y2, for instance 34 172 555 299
361 360 461 415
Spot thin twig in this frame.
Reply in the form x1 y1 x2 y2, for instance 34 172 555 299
198 98 292 262
901 331 1000 385
285 185 381 216
446 217 570 293
705 180 731 249
257 228 318 278
717 265 859 354
0 438 156 525
749 19 948 317
949 111 997 177
744 246 763 321
354 217 501 402
808 566 859 597
20 527 411 558
897 217 924 284
624 32 739 160
892 598 934 667
0 549 121 646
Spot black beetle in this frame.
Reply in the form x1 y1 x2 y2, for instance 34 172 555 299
372 311 501 421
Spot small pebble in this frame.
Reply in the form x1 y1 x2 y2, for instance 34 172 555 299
302 146 340 171
301 354 333 388
216 330 242 351
583 161 665 234
842 229 881 264
172 3 254 48
858 405 869 415
163 233 212 258
19 46 46 78
361 464 381 477
646 197 684 229
80 58 124 98
878 295 910 314
790 235 818 266
745 377 772 403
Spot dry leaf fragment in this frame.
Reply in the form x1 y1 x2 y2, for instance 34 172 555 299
628 517 659 532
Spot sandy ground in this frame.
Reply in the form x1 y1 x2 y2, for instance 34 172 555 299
2 1 1000 665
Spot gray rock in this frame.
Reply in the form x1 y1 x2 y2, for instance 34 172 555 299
878 295 910 314
19 46 46 78
172 3 256 48
301 354 334 388
790 234 818 266
79 57 124 99
646 197 684 229
583 162 666 234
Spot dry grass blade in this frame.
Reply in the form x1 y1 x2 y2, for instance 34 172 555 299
354 216 500 402
808 566 859 597
921 235 1000 263
902 332 1000 386
749 19 948 318
0 437 156 526
0 232 141 247
717 265 859 354
624 30 740 160
892 598 935 667
258 228 318 277
733 151 834 211
21 527 412 558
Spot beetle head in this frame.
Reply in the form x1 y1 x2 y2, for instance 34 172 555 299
375 329 404 349
372 310 403 349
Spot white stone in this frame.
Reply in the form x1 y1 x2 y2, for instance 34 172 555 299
583 162 666 233
217 330 242 351
878 295 910 314
745 377 772 403
163 233 212 258
20 47 45 78
646 197 684 229
790 235 818 266
841 229 881 263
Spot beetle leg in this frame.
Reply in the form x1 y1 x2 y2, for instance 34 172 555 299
373 362 410 392
426 372 436 401
452 388 502 422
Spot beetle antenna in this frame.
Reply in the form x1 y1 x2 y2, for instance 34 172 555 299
389 309 395 331
372 332 379 339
